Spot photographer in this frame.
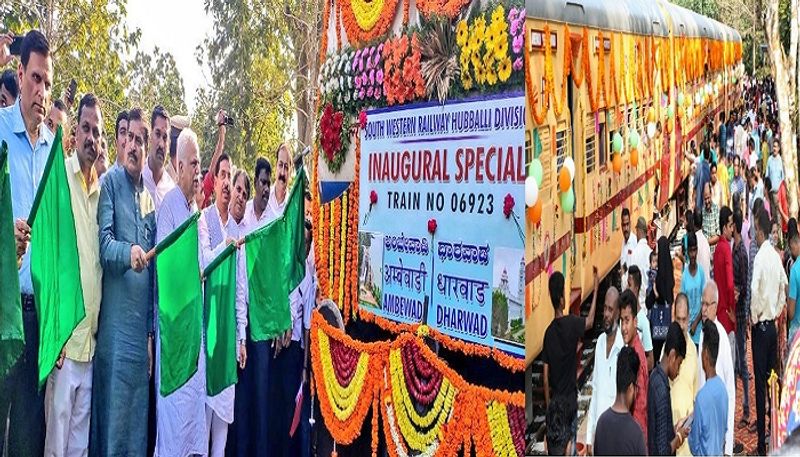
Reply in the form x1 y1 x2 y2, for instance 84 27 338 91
200 108 229 209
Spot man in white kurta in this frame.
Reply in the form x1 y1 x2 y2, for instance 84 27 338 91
154 129 207 457
697 280 735 456
142 106 175 211
44 94 104 457
197 154 248 457
585 288 624 454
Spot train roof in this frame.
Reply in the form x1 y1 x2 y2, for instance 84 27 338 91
526 0 742 42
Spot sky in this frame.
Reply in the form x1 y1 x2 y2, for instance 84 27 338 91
125 0 213 114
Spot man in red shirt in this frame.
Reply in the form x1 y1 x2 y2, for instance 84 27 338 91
619 289 649 443
200 109 230 209
714 206 737 371
778 180 790 234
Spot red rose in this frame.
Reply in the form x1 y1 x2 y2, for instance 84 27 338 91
370 190 378 205
503 193 515 218
359 110 368 129
427 218 437 235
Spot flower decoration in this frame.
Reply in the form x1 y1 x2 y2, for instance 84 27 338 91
416 0 471 19
383 34 426 105
370 190 378 206
359 110 368 129
457 4 521 92
319 103 349 174
427 218 437 236
341 0 401 45
503 193 515 218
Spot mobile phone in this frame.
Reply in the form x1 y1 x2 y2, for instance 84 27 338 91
9 35 24 56
66 79 77 107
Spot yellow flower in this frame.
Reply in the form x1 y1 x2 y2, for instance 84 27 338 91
473 17 486 43
498 56 512 82
460 51 471 71
475 65 486 85
495 33 509 60
462 71 473 90
471 51 482 72
491 4 505 25
486 67 497 85
456 20 468 47
483 50 494 69
484 27 496 53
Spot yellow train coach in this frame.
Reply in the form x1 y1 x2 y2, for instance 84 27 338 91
525 0 743 365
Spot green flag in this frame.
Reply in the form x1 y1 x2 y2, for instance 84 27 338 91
245 168 307 341
0 141 23 380
28 127 85 387
204 243 238 396
155 212 203 396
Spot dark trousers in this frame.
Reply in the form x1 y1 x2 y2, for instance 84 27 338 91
752 320 777 456
737 320 751 417
269 341 303 457
300 366 312 457
0 296 45 457
226 338 273 457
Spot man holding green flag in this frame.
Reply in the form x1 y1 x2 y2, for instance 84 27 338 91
198 151 248 457
153 127 206 456
0 30 54 456
247 143 307 455
41 93 103 456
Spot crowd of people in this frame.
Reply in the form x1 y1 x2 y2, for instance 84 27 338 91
1 31 318 457
542 74 800 456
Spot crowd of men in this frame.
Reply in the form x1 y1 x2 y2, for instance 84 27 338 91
1 30 318 457
542 74 800 456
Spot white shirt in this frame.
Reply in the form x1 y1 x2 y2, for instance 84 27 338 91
697 318 736 456
750 240 788 324
267 184 288 220
289 251 318 346
695 230 712 283
586 327 624 445
198 205 249 424
241 199 276 235
629 238 652 307
142 163 175 211
620 232 638 288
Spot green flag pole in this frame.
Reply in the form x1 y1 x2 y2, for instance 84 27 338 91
27 126 62 227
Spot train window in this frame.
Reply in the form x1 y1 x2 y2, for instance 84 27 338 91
598 120 607 169
586 135 596 174
555 128 568 172
539 127 552 191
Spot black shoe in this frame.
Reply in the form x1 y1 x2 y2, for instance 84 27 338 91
734 442 744 454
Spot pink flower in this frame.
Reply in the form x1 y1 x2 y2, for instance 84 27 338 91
503 193 515 218
369 69 375 85
369 189 377 205
513 34 524 54
374 89 381 100
376 69 384 84
355 49 362 61
359 88 366 99
513 57 523 71
355 75 362 89
367 86 374 98
510 18 521 36
359 110 368 129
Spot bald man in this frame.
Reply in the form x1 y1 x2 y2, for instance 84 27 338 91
585 287 624 455
697 281 736 456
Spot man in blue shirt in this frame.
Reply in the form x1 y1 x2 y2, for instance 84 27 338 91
0 30 54 456
767 140 785 196
689 321 729 456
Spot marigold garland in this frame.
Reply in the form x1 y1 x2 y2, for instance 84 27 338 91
341 0 400 45
415 0 471 19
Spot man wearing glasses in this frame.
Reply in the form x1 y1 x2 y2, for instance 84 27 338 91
697 281 736 456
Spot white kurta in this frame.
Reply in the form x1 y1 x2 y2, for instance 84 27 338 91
697 318 736 456
154 187 207 457
198 204 248 424
586 327 624 446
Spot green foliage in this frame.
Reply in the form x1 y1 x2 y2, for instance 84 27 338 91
0 0 188 164
491 289 509 337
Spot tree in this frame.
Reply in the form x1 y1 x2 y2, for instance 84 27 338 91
492 290 509 337
765 0 800 218
127 47 188 117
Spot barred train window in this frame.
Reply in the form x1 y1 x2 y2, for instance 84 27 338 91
539 127 552 192
555 129 567 172
585 114 596 173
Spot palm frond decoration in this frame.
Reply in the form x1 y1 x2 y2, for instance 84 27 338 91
420 17 460 104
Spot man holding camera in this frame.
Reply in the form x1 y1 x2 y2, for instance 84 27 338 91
200 109 230 209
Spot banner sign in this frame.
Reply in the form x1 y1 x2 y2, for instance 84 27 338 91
358 92 526 356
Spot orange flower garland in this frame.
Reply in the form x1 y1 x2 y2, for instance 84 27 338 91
525 51 547 126
582 27 597 113
336 0 343 49
415 0 471 19
340 0 400 45
597 30 607 107
543 24 562 118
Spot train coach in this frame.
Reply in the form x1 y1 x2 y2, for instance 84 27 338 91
525 0 743 365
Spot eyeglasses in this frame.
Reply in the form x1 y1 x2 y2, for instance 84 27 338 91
701 300 718 307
